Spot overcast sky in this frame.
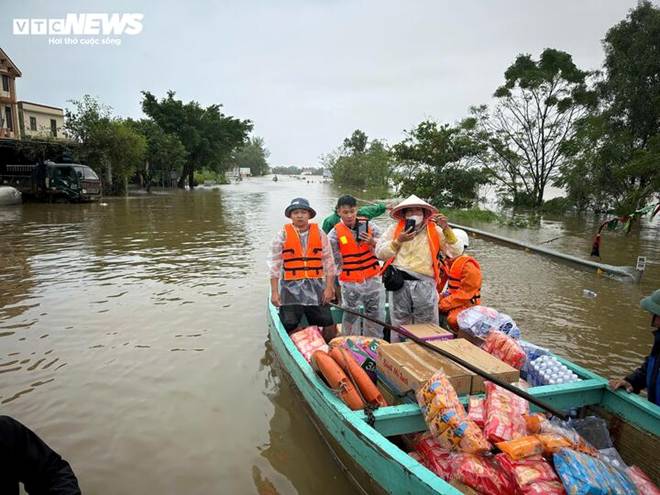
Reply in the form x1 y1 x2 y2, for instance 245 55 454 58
2 0 644 166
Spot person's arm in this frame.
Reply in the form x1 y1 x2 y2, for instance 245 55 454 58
327 228 342 272
624 356 650 393
439 263 482 312
435 225 462 259
267 229 285 306
0 416 81 495
320 231 336 302
322 213 340 234
375 224 398 260
357 203 386 220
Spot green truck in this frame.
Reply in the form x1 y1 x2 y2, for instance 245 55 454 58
0 161 102 202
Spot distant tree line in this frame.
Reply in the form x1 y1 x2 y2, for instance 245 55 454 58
324 2 660 215
271 165 324 175
50 91 271 195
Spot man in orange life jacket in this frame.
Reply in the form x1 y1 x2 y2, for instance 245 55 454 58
328 195 385 338
268 198 337 338
437 228 482 331
376 195 462 342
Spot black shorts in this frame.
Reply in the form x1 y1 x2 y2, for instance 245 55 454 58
279 304 334 333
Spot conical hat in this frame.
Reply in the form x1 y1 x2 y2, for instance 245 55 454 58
390 194 437 220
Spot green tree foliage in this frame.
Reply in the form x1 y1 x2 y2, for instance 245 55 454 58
559 2 660 213
141 91 252 189
325 130 392 188
228 136 270 176
392 120 488 208
65 95 146 194
126 119 187 191
476 49 594 207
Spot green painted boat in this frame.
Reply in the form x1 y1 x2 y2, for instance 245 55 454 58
267 302 660 493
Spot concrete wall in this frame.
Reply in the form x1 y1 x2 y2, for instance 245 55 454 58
18 102 65 139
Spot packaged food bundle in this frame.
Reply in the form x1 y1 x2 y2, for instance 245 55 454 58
290 326 329 363
451 453 516 495
520 481 566 495
436 419 491 454
467 396 485 428
414 432 454 480
329 336 386 356
482 331 526 369
538 417 598 456
483 382 529 443
536 433 571 455
496 435 543 460
496 453 563 492
524 413 546 434
553 448 638 495
457 305 521 339
429 408 464 436
626 465 660 495
416 370 465 419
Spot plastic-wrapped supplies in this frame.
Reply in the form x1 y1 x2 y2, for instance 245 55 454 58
518 340 550 380
482 331 526 369
626 466 660 495
451 454 516 495
526 355 581 387
483 382 529 443
496 453 565 494
413 432 454 480
467 396 485 428
290 326 329 362
553 448 638 495
416 371 491 454
457 306 521 339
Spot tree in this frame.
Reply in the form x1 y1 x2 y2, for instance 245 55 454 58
65 95 145 194
228 136 270 176
392 119 488 208
559 2 660 213
127 119 187 191
324 130 392 188
476 49 595 207
141 91 252 188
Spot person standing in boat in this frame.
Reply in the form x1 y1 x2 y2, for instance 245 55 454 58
609 289 660 406
321 199 389 234
268 198 337 340
328 195 385 338
375 195 462 342
437 228 483 331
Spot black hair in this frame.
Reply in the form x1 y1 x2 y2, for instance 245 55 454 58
336 195 357 209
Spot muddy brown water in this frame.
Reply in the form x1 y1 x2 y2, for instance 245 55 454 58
1 176 658 494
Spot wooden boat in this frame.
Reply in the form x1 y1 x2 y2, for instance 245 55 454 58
267 303 660 494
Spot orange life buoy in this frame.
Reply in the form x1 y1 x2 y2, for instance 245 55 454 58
329 347 388 408
312 350 365 411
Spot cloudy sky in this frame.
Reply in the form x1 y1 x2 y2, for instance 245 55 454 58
2 0 642 166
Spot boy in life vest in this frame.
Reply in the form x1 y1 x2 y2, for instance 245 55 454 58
268 198 337 339
328 195 385 338
437 228 482 331
375 195 462 342
609 289 660 406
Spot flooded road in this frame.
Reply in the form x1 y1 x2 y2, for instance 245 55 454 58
1 176 658 494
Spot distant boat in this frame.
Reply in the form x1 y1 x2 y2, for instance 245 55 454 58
273 175 278 182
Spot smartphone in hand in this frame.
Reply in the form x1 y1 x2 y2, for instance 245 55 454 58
404 218 416 232
356 219 368 240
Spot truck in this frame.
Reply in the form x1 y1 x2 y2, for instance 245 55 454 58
0 161 102 202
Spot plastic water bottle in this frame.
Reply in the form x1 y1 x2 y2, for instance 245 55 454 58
583 289 597 299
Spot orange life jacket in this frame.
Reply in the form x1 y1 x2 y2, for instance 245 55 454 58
446 255 481 305
282 223 324 281
381 220 442 285
334 222 380 283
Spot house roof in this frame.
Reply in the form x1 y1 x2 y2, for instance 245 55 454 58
17 101 64 112
0 47 22 77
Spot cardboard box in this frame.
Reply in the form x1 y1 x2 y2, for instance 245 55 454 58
401 323 454 342
428 338 519 394
456 328 485 347
377 342 474 396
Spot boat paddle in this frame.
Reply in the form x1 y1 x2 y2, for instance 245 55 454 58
329 303 568 420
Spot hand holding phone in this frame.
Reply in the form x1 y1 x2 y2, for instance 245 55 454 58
404 218 416 232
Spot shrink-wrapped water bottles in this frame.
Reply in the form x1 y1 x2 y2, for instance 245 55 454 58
527 355 581 386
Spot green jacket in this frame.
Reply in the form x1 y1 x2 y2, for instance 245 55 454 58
321 203 387 233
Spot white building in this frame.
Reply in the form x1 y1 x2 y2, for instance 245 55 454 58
18 101 65 139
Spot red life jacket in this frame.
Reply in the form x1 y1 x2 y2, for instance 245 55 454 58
446 255 481 305
282 223 324 281
334 222 380 283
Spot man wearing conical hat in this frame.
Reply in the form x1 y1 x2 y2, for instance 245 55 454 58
375 195 462 341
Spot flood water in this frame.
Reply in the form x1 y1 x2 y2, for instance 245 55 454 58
1 176 658 494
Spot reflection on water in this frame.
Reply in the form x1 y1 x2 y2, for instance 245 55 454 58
0 176 658 493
